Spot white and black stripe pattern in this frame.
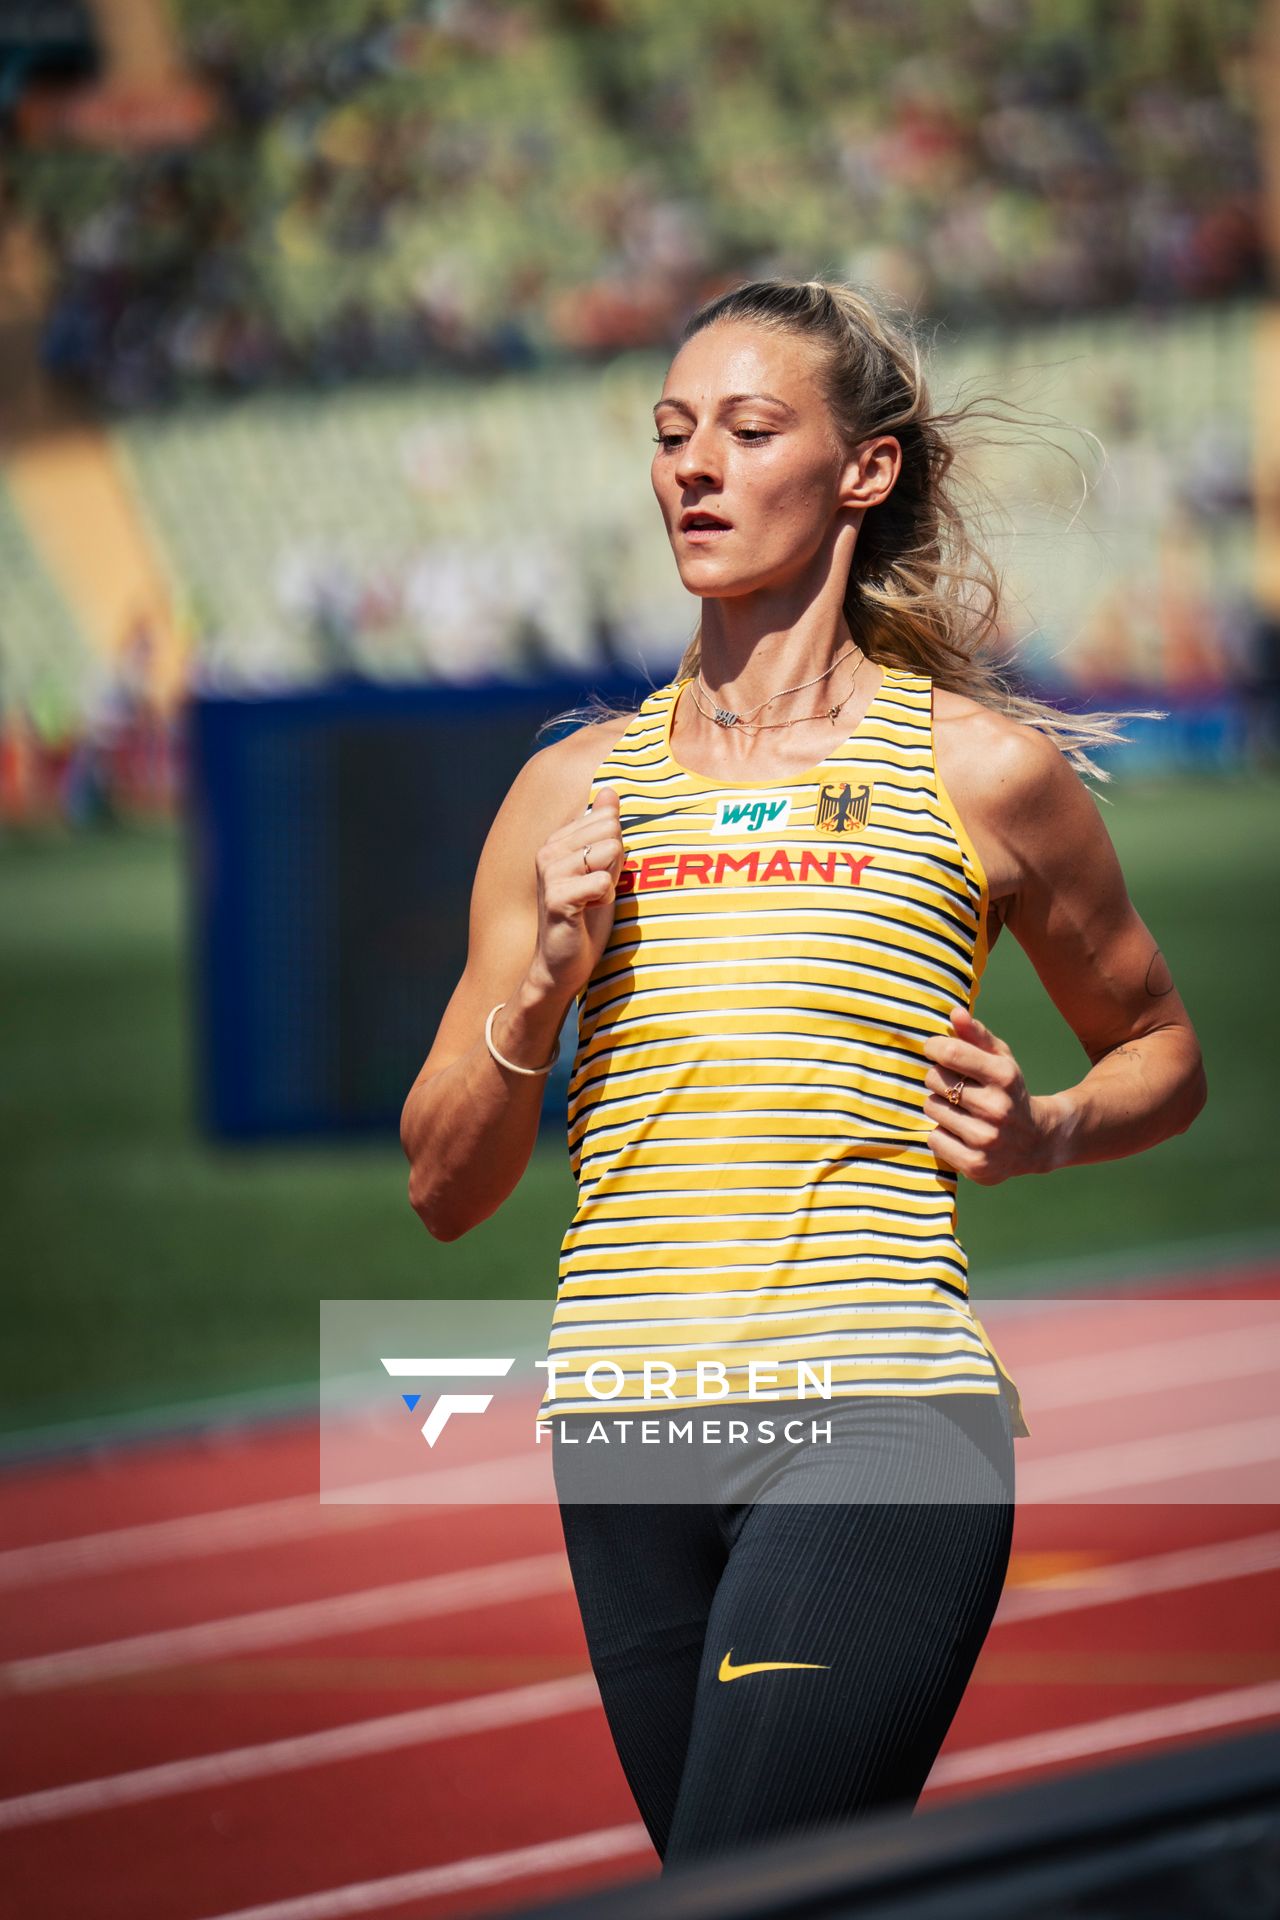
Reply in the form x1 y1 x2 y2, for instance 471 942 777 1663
537 666 1028 1435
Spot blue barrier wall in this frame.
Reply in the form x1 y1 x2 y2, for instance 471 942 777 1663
185 675 649 1140
186 674 1254 1142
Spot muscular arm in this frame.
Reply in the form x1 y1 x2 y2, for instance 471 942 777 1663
400 723 621 1239
987 727 1207 1172
1005 725 1205 1159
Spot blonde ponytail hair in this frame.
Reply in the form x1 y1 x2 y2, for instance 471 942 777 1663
537 276 1159 779
668 276 1161 785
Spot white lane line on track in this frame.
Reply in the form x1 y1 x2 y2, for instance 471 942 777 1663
1024 1320 1280 1410
1018 1413 1280 1502
187 1686 1280 1920
1 1554 571 1693
0 1452 550 1590
3 1525 1280 1830
2 1318 1278 1591
997 1528 1280 1622
194 1824 655 1920
2 1390 1280 1612
928 1680 1280 1787
7 1511 1280 1697
0 1674 603 1832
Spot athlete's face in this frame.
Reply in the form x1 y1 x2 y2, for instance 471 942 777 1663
651 320 890 604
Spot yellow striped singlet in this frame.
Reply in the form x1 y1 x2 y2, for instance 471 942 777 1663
535 664 1029 1437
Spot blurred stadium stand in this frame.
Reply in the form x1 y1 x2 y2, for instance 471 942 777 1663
0 0 98 91
505 1724 1280 1920
1 300 1273 827
1 0 1278 1130
3 0 1264 407
1 0 1275 824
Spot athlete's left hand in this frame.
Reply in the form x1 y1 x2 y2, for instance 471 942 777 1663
921 1006 1055 1184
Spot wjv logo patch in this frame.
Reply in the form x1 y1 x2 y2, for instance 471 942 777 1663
381 1355 514 1445
711 794 792 835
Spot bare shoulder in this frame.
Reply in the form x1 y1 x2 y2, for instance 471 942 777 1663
465 706 638 930
932 685 1086 899
512 709 637 833
933 684 1064 790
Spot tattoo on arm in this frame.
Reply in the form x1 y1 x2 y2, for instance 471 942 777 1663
1105 1039 1152 1095
1144 948 1174 997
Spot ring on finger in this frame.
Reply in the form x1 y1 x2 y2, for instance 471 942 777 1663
582 845 593 873
945 1075 966 1107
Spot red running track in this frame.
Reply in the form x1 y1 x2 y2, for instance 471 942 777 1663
1 1263 1278 1920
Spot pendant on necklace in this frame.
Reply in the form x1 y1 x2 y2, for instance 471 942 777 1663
712 707 738 728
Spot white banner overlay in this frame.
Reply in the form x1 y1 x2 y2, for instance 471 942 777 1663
319 1297 1280 1506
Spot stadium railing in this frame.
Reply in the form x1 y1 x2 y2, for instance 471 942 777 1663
500 1724 1280 1920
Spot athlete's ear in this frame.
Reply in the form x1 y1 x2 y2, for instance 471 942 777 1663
837 434 902 514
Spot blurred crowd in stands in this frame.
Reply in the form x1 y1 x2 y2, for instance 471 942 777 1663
4 595 1278 831
5 0 1264 412
0 0 1274 827
0 614 179 827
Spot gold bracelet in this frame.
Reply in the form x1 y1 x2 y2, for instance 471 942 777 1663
484 1002 560 1076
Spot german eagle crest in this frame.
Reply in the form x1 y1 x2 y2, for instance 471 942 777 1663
814 779 873 835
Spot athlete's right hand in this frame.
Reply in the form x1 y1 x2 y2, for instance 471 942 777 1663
527 785 625 1001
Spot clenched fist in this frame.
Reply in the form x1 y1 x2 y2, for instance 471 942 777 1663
527 785 625 1001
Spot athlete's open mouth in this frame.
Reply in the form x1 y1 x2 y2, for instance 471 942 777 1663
680 510 733 540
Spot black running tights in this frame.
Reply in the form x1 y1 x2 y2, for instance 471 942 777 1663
552 1391 1015 1871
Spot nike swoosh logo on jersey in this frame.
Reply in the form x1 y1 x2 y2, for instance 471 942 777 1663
718 1649 830 1682
615 802 706 833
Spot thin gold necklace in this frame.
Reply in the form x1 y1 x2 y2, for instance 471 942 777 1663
694 645 867 733
690 647 867 735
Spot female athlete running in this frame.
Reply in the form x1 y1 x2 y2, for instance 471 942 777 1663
400 279 1206 1870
